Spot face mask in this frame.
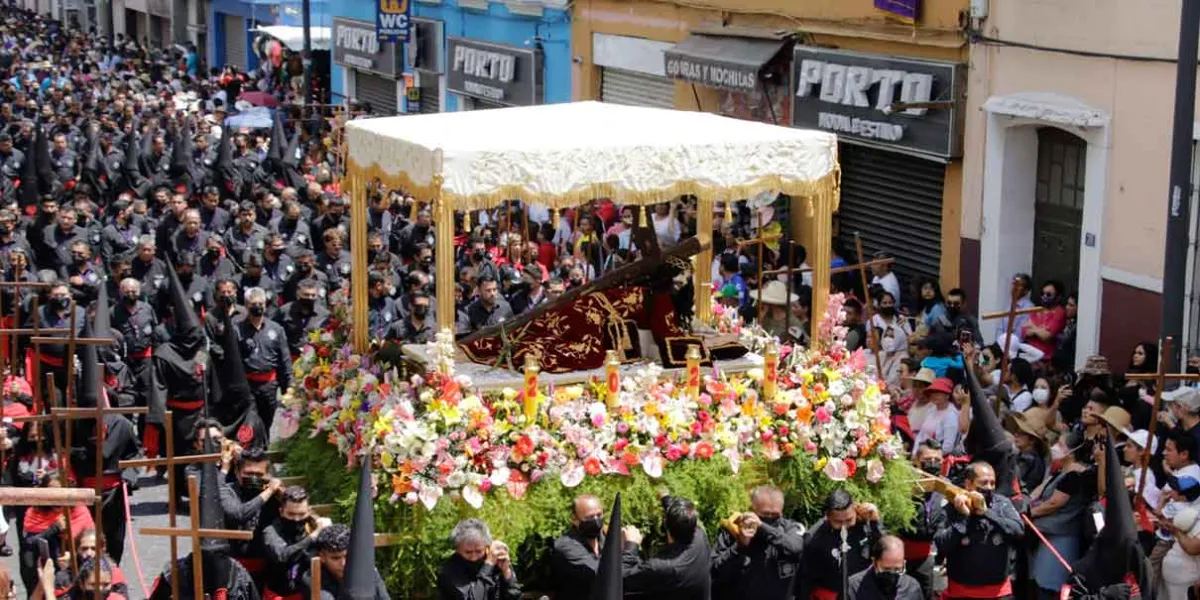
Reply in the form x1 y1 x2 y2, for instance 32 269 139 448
978 489 994 505
72 254 86 265
622 216 632 225
578 516 603 538
472 249 484 262
240 475 265 493
1041 294 1056 306
413 306 428 318
1032 388 1051 405
53 296 70 310
878 306 895 317
873 570 901 595
298 298 315 312
920 461 941 475
946 305 961 317
123 293 137 305
570 277 583 286
759 515 780 526
299 263 313 273
249 305 265 317
280 517 306 536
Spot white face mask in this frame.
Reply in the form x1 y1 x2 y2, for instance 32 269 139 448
1050 444 1068 461
1032 388 1051 405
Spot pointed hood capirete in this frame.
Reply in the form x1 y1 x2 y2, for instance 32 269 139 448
589 493 623 600
165 256 204 353
266 112 286 169
340 455 377 600
966 369 1019 498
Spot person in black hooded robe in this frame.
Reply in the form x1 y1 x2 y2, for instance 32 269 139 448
1065 427 1153 600
149 437 261 600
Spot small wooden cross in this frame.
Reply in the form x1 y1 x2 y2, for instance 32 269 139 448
763 256 896 279
140 475 254 600
979 277 1046 402
0 280 51 384
1126 337 1200 498
736 213 783 324
120 411 223 600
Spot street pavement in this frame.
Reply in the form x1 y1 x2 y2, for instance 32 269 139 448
2 472 185 600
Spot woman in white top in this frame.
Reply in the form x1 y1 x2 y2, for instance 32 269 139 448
911 377 960 457
651 202 680 249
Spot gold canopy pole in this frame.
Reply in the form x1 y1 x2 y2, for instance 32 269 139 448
433 150 454 333
350 173 369 353
694 196 714 325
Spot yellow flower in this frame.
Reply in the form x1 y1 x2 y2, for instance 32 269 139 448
501 388 518 400
814 457 828 471
564 385 584 400
380 451 394 469
747 368 764 381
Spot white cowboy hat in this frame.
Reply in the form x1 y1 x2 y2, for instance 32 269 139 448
754 280 797 307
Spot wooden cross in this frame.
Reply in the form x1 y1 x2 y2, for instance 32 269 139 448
48 400 149 600
1126 337 1200 499
119 410 224 600
763 256 895 278
0 280 51 383
851 234 885 378
979 277 1046 404
735 214 782 324
140 475 254 600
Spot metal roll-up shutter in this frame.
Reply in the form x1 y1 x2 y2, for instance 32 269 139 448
354 71 398 115
599 68 674 109
835 143 946 287
222 15 246 71
417 79 439 113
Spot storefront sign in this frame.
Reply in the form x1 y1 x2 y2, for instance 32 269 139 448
376 0 411 43
664 54 758 92
447 38 541 106
791 47 962 158
333 17 401 78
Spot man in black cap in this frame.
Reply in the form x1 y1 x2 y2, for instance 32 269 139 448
278 278 328 358
224 200 266 271
711 485 805 600
149 437 260 600
935 462 1024 600
237 286 291 431
796 490 883 600
60 238 101 306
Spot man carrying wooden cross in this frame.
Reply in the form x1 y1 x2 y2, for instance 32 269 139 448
21 282 85 406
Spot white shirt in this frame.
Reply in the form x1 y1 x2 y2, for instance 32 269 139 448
872 271 901 304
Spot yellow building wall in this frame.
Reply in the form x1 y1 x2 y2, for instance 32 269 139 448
572 0 968 286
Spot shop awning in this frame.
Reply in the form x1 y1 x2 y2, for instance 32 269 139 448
252 25 332 52
663 34 788 93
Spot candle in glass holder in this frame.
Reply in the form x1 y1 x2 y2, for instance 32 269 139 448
685 345 702 400
605 350 621 408
523 353 541 422
762 339 779 405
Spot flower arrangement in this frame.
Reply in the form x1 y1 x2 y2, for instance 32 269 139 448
280 292 903 511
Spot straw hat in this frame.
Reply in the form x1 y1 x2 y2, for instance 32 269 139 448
1009 407 1050 442
907 367 936 386
1097 406 1132 433
754 280 797 307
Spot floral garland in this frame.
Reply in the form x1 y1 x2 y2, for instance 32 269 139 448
279 292 901 511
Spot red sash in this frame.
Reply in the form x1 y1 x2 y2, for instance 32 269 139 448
902 539 932 560
247 371 277 384
24 504 94 534
80 474 123 491
128 348 152 359
38 353 64 368
236 557 265 573
142 425 161 460
263 590 303 600
810 588 838 600
167 398 205 411
944 578 1012 598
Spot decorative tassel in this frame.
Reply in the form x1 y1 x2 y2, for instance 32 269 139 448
725 200 733 223
639 205 648 228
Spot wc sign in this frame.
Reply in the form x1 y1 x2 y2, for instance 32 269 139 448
376 0 411 42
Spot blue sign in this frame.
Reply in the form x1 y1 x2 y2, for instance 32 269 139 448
376 0 411 42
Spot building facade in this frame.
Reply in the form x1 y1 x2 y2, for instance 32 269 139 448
960 0 1197 364
209 0 328 72
571 0 968 289
328 0 571 115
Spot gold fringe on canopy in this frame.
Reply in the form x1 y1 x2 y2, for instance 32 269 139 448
344 157 842 214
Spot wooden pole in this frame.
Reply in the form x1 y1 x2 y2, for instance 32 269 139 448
786 240 795 340
431 150 453 334
187 476 204 600
349 174 369 353
853 234 884 378
44 377 77 579
694 196 714 325
65 303 76 405
809 194 832 350
756 211 765 324
310 556 322 600
1138 337 1171 499
0 486 97 505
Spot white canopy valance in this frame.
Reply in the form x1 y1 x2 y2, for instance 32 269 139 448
344 101 840 210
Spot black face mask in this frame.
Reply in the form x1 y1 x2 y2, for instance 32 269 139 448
279 517 306 537
472 249 485 262
178 271 192 283
873 570 901 596
299 263 313 273
249 305 265 317
298 298 316 312
978 489 994 505
0 224 11 236
578 516 603 539
920 461 941 475
455 553 487 575
205 248 218 259
72 254 87 266
367 249 378 262
413 306 429 319
570 278 583 286
123 293 138 305
878 306 895 317
240 474 266 494
759 515 780 527
53 296 70 310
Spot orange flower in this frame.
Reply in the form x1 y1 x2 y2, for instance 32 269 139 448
584 456 603 476
391 474 413 495
796 404 813 424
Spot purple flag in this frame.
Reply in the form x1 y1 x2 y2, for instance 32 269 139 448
875 0 919 22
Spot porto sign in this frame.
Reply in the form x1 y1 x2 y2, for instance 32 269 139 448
377 0 411 43
791 47 962 158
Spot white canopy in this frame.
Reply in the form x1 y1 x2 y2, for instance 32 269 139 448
344 101 839 210
252 26 332 52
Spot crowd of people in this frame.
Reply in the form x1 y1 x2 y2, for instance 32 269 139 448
0 4 1186 600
